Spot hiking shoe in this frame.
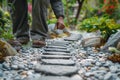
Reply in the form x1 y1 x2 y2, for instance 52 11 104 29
32 39 46 48
17 37 29 45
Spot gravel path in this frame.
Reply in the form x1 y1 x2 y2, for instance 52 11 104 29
0 33 120 80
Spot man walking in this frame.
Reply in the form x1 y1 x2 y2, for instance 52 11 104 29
8 0 65 47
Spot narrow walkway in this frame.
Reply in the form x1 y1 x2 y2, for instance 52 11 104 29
37 34 82 80
0 33 120 80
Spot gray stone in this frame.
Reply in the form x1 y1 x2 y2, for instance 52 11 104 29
18 64 25 69
117 72 120 77
102 31 120 50
45 46 67 49
43 52 71 55
114 63 120 69
116 77 120 80
90 66 99 71
112 73 118 80
3 63 10 70
80 59 93 67
85 72 94 77
28 65 33 69
41 59 75 66
3 71 10 75
47 44 68 47
104 72 113 80
95 62 102 66
11 65 18 70
39 76 74 80
44 48 70 53
87 47 92 51
93 70 107 75
90 54 96 57
71 75 83 80
99 76 104 80
88 56 95 59
64 33 82 41
78 68 86 74
41 55 71 59
49 41 70 45
47 41 69 47
48 24 70 36
0 78 4 80
0 70 3 77
94 74 104 80
81 37 101 47
35 65 78 76
109 66 118 73
10 71 18 75
0 64 3 69
104 61 113 67
13 75 22 80
27 74 41 80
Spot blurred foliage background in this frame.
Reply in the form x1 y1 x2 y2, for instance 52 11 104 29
0 0 120 41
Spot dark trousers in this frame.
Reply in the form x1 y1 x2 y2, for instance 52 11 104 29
8 0 49 40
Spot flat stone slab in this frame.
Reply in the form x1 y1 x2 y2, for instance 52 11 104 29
46 41 69 47
35 65 78 76
47 41 70 45
47 44 68 47
41 59 75 66
41 55 71 59
43 52 71 55
44 48 70 53
40 76 73 80
64 33 82 41
45 46 67 49
101 31 120 50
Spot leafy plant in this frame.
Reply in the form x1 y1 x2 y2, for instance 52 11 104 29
0 7 14 40
110 5 120 20
78 16 120 41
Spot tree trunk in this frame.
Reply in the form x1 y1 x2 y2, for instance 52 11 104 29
66 0 70 25
75 0 84 24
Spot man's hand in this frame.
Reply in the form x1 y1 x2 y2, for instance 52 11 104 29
56 16 65 30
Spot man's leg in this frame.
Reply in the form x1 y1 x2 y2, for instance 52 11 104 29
8 0 29 44
31 0 49 47
31 0 49 40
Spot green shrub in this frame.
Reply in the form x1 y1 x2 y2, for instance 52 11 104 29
78 16 120 41
0 7 13 40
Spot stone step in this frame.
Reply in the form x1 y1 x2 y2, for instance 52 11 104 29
64 33 82 41
39 76 74 80
40 75 82 80
44 48 70 53
47 41 70 45
41 55 71 59
35 65 78 76
46 40 70 47
47 43 68 47
41 59 75 66
43 51 71 55
45 46 68 49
